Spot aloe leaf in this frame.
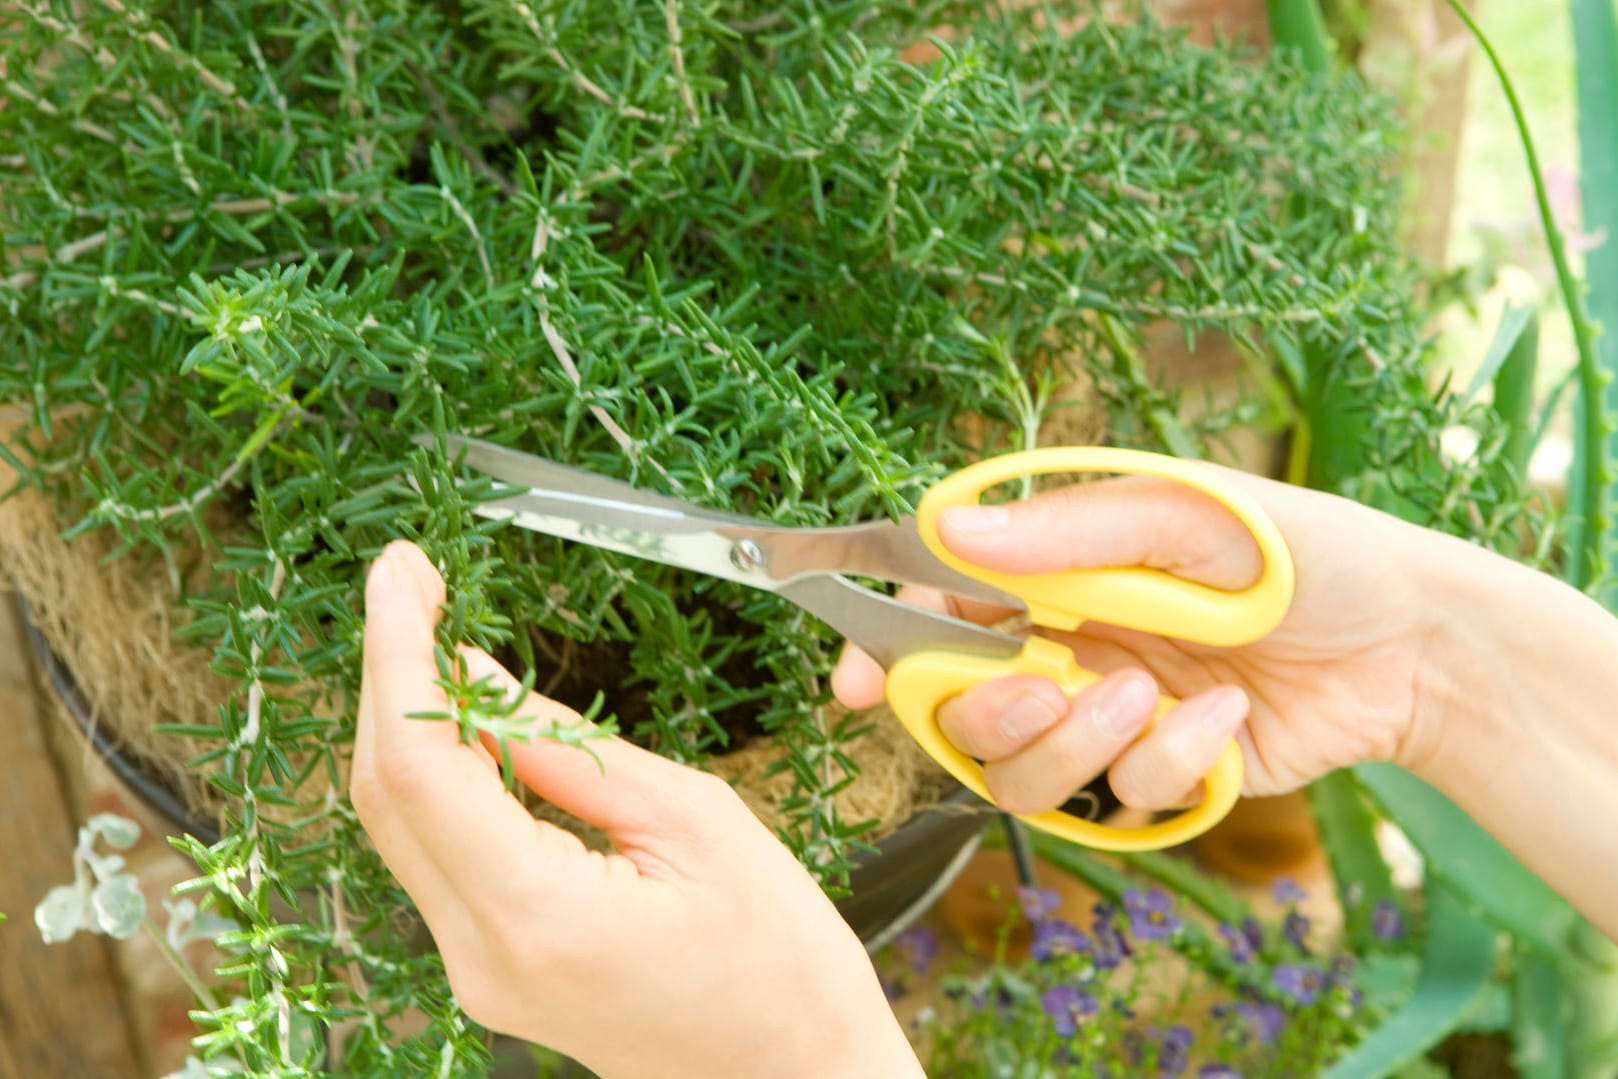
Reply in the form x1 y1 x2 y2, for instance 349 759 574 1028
1574 0 1618 605
1514 946 1572 1079
1465 302 1533 404
1568 919 1618 1079
1308 769 1401 953
1318 883 1498 1079
1490 306 1541 484
1353 763 1581 965
1266 0 1334 74
1264 1 1375 500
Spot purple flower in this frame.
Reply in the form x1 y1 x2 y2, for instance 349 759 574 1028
1272 877 1306 905
1283 909 1312 953
1236 1001 1285 1045
1155 1025 1193 1075
1019 886 1060 921
1219 918 1264 964
1041 983 1100 1036
880 971 906 1003
1124 888 1182 941
896 925 939 975
1371 899 1405 941
1031 918 1090 962
1272 963 1323 1006
1198 1067 1244 1079
1091 904 1133 969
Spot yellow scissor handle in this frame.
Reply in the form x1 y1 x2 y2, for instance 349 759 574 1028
886 637 1244 851
915 447 1294 644
887 447 1294 852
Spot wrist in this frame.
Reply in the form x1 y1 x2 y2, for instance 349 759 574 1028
1394 530 1491 786
1389 531 1618 937
756 936 925 1079
1396 529 1534 790
1397 530 1618 795
803 967 925 1079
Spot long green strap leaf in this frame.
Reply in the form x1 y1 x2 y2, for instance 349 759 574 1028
1491 306 1541 484
1308 770 1401 953
1567 919 1618 1079
1513 946 1572 1079
1266 0 1334 74
1353 763 1581 965
1318 883 1498 1079
1465 303 1534 404
1574 0 1618 605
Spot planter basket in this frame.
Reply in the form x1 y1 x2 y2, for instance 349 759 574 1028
1 478 993 942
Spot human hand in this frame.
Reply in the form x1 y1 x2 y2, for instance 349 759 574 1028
352 541 922 1079
832 467 1453 813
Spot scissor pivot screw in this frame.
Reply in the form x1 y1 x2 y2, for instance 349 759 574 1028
729 539 765 573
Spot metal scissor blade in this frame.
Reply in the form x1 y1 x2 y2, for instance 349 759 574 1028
475 489 769 590
430 433 1024 609
776 576 1023 670
427 434 1026 667
428 434 754 526
474 489 1026 668
756 520 1026 611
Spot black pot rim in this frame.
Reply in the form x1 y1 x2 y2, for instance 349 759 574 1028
20 596 223 845
19 596 990 862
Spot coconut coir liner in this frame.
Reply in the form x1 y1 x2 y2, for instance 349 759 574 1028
0 483 965 846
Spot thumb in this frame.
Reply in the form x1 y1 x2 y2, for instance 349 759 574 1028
361 540 457 753
936 473 1265 590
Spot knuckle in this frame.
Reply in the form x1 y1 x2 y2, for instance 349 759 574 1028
938 706 991 758
347 768 385 819
445 956 515 1032
661 770 763 853
478 911 543 973
1107 768 1145 808
1107 755 1155 808
375 750 435 803
985 769 1048 816
1111 747 1197 810
686 768 743 809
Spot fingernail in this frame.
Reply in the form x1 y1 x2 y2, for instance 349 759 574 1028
1198 687 1250 735
365 550 394 610
940 505 1011 535
997 692 1061 744
1089 674 1157 739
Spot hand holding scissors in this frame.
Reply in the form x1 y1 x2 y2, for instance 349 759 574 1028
430 436 1299 850
356 444 1556 1074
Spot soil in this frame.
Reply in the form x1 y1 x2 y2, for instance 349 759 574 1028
1431 1034 1521 1079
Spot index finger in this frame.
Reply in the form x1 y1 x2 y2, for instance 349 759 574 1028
937 473 1266 590
354 542 576 905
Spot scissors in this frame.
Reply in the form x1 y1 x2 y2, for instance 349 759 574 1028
429 435 1295 852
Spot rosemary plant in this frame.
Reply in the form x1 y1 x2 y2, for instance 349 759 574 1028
1 2 1509 1072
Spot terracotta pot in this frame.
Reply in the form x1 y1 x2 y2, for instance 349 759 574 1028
1191 789 1326 884
936 847 1102 960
